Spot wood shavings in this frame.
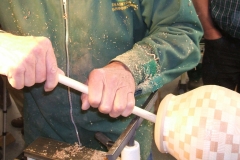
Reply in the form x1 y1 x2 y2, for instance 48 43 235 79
90 150 106 160
52 142 82 159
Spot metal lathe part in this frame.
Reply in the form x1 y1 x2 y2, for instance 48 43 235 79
95 132 114 150
106 90 158 160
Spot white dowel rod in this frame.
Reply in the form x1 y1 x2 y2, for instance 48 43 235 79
58 74 156 123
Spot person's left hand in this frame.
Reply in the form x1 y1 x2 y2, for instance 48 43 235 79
81 62 135 118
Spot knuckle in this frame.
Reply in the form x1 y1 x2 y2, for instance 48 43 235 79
32 36 52 55
122 111 131 117
91 68 102 75
127 101 135 108
14 85 23 90
25 81 35 87
47 64 58 75
88 98 100 108
113 105 124 113
13 66 25 76
110 113 119 118
99 105 111 114
8 78 22 90
44 83 55 91
89 69 103 80
31 45 43 55
24 54 35 66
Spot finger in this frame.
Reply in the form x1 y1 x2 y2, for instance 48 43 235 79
91 69 120 114
8 65 25 89
81 93 91 110
24 54 36 86
98 84 117 114
43 39 58 91
109 87 128 118
35 47 46 83
121 92 135 117
88 69 104 108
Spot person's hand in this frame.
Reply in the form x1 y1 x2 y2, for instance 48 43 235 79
81 62 136 118
0 33 62 91
203 27 222 40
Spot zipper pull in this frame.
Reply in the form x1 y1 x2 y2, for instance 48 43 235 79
62 0 67 19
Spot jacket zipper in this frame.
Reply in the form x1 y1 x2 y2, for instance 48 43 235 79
62 0 82 146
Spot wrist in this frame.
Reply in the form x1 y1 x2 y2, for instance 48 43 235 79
203 28 222 40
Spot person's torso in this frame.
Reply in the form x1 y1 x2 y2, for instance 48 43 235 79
0 1 153 150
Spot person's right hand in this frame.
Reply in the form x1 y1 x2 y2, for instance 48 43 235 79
203 27 222 40
0 33 61 91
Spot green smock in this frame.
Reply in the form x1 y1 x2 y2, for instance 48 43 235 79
0 0 202 159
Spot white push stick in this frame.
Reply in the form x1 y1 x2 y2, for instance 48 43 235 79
58 74 156 123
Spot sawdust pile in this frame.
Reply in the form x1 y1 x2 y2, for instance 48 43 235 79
52 142 82 159
89 150 107 160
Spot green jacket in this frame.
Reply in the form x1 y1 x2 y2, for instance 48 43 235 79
0 0 202 159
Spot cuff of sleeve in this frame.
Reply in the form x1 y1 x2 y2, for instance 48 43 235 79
111 44 160 88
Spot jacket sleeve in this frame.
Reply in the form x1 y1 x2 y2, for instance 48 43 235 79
112 0 203 94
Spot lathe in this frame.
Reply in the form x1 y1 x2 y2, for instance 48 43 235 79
2 75 240 160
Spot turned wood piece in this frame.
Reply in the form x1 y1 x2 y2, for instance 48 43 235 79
155 85 240 160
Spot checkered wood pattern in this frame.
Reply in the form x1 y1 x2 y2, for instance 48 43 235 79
160 85 240 160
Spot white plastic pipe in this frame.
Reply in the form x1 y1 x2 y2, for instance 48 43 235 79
58 74 156 123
